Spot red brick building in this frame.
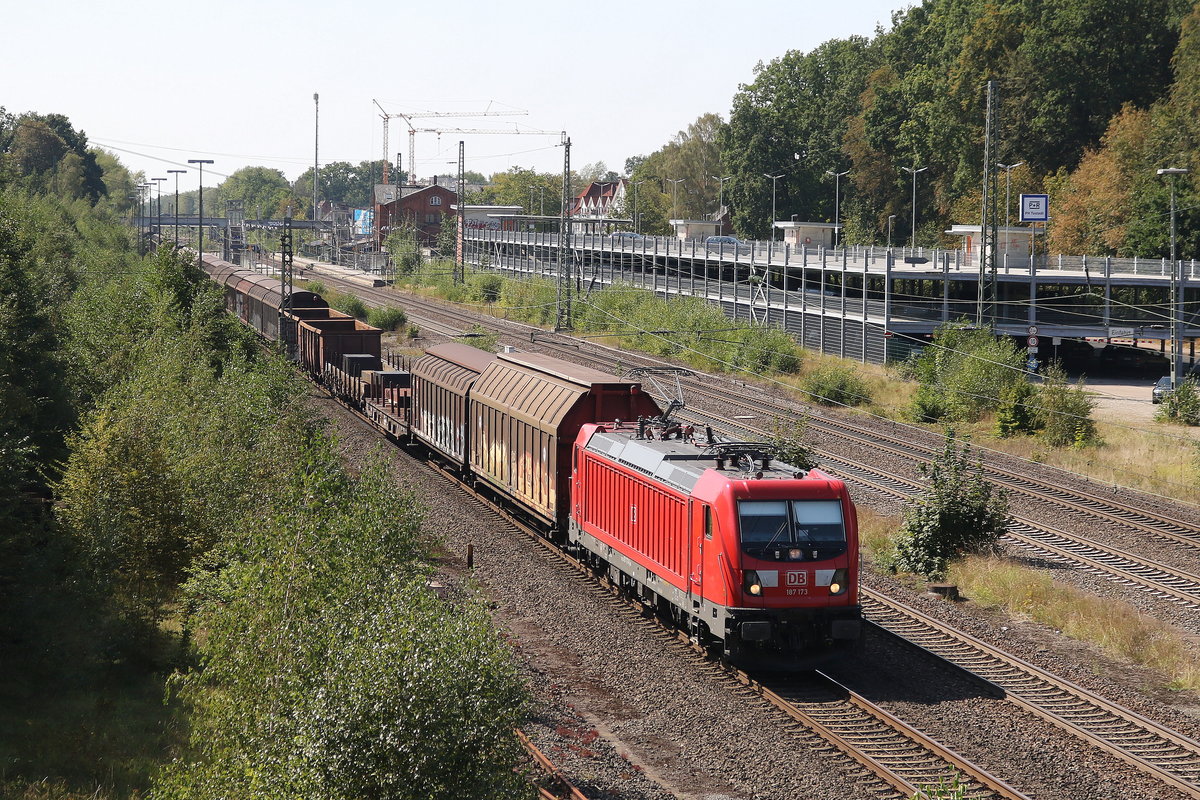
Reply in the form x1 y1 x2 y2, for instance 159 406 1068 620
374 183 459 247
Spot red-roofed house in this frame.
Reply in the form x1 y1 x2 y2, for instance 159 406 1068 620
374 183 459 247
570 180 627 231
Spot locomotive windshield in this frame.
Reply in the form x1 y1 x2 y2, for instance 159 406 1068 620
738 499 847 561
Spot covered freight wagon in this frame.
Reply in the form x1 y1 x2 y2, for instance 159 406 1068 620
409 343 497 467
468 351 660 528
199 255 325 340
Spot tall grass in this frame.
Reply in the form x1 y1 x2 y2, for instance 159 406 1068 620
950 556 1200 690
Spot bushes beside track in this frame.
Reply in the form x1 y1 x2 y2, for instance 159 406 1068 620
5 227 530 798
395 260 805 375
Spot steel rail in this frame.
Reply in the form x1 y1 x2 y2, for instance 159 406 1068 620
302 350 1024 800
862 588 1200 798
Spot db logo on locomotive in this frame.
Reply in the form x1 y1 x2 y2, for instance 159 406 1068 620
785 571 809 587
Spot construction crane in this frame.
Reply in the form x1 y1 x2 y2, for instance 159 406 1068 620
412 125 564 185
372 100 528 185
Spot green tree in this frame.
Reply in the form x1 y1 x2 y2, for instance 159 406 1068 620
994 380 1036 438
1 112 107 201
0 195 75 522
768 416 818 471
217 166 293 220
725 37 877 239
1157 378 1200 425
385 220 422 274
488 167 559 214
56 410 191 622
906 320 1026 422
638 113 728 222
436 212 458 257
893 432 1009 579
1031 362 1098 446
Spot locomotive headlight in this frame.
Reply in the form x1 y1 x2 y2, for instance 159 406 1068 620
744 570 763 596
828 568 849 596
788 548 803 561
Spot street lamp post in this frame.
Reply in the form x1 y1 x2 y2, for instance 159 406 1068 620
187 159 215 265
140 183 153 254
1158 166 1190 386
313 93 320 223
901 164 928 250
168 169 187 247
597 181 613 233
666 178 684 223
763 173 784 241
887 214 896 248
998 161 1024 257
710 174 731 224
825 169 849 248
152 177 167 245
632 180 646 234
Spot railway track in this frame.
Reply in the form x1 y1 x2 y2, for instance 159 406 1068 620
736 671 1025 799
677 378 1200 554
302 267 1200 797
311 270 1200 605
299 352 1027 799
863 588 1200 798
331 269 1200 545
445 464 1026 800
311 269 1200 602
687 403 1200 610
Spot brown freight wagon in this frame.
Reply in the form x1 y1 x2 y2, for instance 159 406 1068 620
409 343 497 467
295 313 382 377
468 351 660 529
200 255 325 341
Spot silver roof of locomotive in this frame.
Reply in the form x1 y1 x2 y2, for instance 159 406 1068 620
583 424 809 493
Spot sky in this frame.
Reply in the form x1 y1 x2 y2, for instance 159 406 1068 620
6 0 904 194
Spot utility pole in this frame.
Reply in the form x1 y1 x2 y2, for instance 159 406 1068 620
763 173 784 241
666 178 684 221
1159 167 1190 386
825 169 849 248
152 177 166 243
280 215 296 360
455 141 465 284
902 165 927 253
168 169 186 247
978 79 1001 326
187 159 214 265
313 93 320 225
557 134 572 330
711 174 731 222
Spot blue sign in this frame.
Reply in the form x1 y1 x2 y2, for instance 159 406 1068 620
1026 356 1040 372
353 209 374 235
1020 194 1049 222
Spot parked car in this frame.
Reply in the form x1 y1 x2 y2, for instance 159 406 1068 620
1098 344 1170 375
704 235 751 255
608 231 643 243
1152 376 1174 404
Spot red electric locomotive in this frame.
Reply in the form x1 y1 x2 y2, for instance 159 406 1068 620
569 418 861 664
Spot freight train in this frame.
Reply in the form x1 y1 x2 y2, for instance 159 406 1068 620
201 255 862 664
